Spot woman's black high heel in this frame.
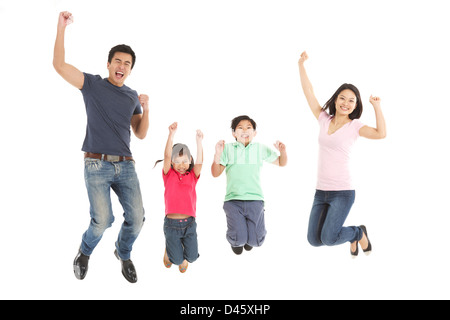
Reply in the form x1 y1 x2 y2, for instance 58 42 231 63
360 225 372 256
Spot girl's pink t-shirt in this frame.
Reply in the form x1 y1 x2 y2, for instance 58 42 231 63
317 111 365 191
163 168 199 217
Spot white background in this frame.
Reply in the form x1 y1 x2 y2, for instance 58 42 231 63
1 0 449 300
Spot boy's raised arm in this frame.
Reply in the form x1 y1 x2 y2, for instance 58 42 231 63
211 140 225 177
53 11 84 90
273 141 288 167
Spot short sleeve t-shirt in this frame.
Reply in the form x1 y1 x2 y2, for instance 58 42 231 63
163 168 199 217
220 141 279 201
317 111 365 191
80 73 142 157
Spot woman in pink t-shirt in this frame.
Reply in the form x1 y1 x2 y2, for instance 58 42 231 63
298 51 386 258
155 122 203 272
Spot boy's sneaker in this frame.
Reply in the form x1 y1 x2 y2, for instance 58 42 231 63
231 246 244 255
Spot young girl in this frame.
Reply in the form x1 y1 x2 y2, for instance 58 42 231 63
156 122 203 272
298 51 386 258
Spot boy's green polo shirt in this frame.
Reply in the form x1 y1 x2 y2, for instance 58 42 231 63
220 141 279 202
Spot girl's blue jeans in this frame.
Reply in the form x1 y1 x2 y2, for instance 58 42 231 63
164 216 199 265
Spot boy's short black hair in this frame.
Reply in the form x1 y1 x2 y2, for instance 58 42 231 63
108 44 136 69
231 115 257 131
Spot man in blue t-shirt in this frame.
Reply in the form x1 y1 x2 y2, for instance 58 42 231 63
53 11 149 283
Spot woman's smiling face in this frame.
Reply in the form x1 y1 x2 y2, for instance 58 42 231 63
335 89 357 117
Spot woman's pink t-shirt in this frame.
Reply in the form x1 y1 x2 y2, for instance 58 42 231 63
163 168 199 217
317 111 365 191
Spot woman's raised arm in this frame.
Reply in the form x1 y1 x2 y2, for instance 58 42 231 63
298 51 322 120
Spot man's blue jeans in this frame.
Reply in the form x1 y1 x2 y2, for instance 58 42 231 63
307 190 362 247
81 158 145 260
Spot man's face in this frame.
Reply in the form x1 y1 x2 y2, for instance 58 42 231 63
107 52 133 87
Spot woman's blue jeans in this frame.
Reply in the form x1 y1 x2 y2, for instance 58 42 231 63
81 158 145 260
307 190 362 247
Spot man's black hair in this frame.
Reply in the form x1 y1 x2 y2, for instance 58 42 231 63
108 44 136 69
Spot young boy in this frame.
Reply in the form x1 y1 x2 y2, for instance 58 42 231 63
211 115 287 255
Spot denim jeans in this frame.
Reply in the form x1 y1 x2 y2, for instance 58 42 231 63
81 158 145 260
164 217 199 265
223 200 266 248
307 190 362 247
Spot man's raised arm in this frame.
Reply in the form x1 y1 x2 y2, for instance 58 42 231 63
53 11 84 90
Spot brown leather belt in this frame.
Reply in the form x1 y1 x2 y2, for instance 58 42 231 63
84 152 133 162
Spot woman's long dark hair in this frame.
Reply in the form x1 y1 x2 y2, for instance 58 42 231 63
154 143 194 172
323 83 363 120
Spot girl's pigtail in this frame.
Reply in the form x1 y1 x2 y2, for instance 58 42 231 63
153 159 164 169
